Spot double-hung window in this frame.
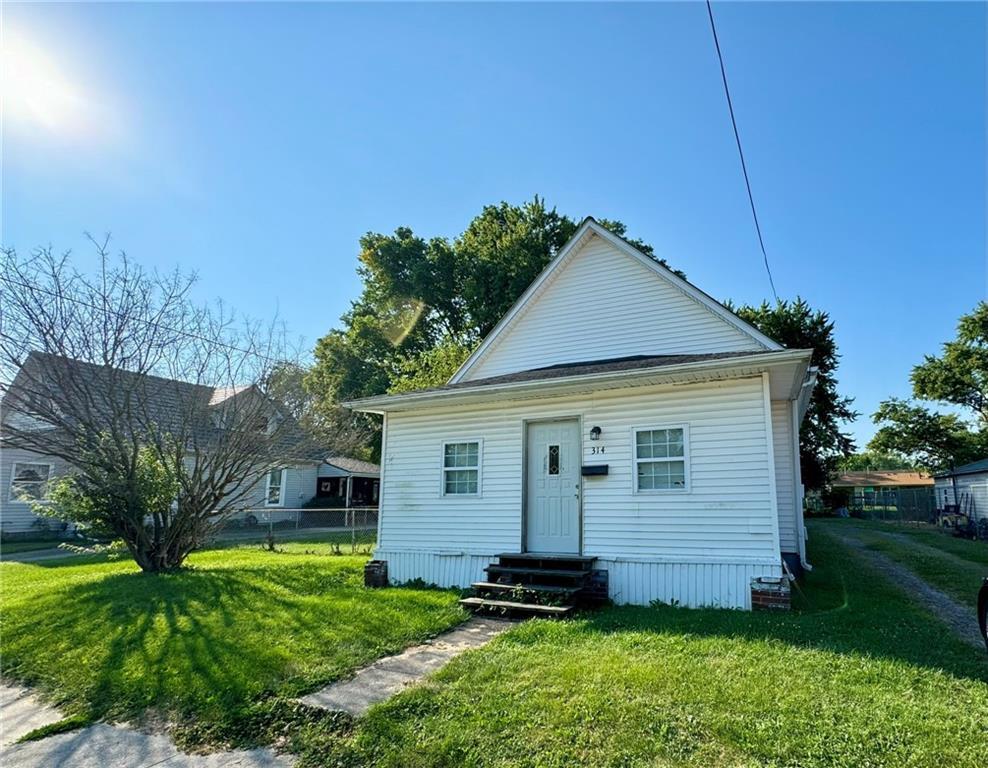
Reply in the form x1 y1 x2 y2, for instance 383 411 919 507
9 462 53 502
634 426 689 492
442 441 480 496
265 468 286 506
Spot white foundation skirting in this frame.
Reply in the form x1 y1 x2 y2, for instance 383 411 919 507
375 549 782 610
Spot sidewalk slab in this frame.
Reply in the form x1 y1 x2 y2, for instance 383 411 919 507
0 683 65 746
0 723 292 768
0 684 292 767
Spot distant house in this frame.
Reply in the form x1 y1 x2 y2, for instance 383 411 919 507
317 457 381 507
345 218 817 610
831 471 934 492
0 352 346 535
934 459 988 523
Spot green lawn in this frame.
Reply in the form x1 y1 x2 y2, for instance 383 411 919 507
3 525 987 767
332 521 988 768
0 540 466 741
837 519 988 609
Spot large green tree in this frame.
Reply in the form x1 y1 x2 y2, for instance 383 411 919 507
730 299 857 491
838 450 916 472
869 302 988 471
307 198 666 447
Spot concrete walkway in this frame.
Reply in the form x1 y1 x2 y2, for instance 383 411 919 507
1 547 83 563
0 684 293 768
1 683 65 745
300 616 512 716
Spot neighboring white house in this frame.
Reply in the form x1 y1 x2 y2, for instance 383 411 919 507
934 458 988 524
346 218 817 610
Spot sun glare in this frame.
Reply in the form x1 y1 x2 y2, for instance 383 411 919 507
2 30 97 138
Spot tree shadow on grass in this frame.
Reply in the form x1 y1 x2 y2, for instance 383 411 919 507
1 559 464 729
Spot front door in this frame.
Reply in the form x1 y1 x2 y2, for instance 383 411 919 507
526 419 581 554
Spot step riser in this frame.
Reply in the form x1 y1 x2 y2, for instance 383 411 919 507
498 557 594 572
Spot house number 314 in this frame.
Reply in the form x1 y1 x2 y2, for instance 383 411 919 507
590 446 605 455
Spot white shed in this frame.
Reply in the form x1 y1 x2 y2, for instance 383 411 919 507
935 459 988 524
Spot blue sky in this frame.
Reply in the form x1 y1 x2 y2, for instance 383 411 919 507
2 1 985 447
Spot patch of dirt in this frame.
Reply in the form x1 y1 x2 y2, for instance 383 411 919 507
834 531 985 649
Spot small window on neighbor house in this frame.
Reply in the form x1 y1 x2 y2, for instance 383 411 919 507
442 441 480 495
265 468 286 506
9 462 53 502
548 444 560 476
634 427 689 492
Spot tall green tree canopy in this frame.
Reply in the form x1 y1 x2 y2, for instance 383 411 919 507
306 199 667 432
838 450 916 472
730 299 857 490
870 302 988 471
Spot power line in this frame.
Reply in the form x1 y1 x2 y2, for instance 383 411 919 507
0 274 287 365
705 0 780 304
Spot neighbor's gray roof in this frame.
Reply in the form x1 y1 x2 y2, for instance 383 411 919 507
935 458 988 478
2 352 326 462
437 351 789 392
324 456 380 475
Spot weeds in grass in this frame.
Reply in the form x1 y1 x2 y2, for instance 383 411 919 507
16 715 90 743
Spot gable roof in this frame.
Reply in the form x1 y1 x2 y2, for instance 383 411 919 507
449 218 784 384
2 352 326 462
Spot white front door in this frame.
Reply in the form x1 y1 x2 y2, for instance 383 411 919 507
526 419 581 554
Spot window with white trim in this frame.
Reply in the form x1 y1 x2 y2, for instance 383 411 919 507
9 462 53 502
442 441 480 495
265 468 286 506
634 426 689 492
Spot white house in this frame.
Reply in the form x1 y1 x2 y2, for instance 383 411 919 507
346 219 816 610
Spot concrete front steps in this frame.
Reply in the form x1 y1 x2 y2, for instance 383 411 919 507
459 553 598 618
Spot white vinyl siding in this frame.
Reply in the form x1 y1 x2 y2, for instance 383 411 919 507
634 426 689 492
462 235 764 382
771 401 799 553
442 440 481 496
936 473 988 523
378 376 778 563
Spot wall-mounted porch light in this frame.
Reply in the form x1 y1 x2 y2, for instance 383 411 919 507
590 426 602 441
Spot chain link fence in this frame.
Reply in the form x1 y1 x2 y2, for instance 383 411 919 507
211 507 378 553
845 487 936 523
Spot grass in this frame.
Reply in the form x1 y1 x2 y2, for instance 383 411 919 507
3 525 987 766
326 521 988 768
836 519 988 609
0 539 466 744
0 539 67 554
17 715 90 743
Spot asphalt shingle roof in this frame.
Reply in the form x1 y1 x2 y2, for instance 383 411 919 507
439 351 789 392
324 456 380 475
